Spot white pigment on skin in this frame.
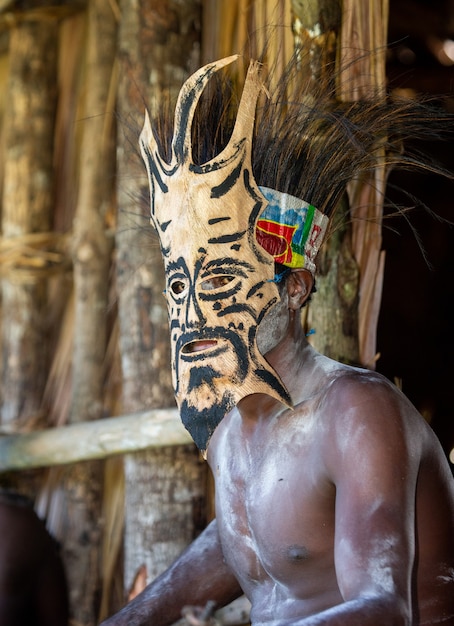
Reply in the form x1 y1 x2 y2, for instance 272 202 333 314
436 565 454 584
256 294 289 355
337 534 399 596
366 556 397 594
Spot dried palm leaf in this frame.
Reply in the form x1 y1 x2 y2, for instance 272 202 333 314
98 457 125 622
338 0 390 368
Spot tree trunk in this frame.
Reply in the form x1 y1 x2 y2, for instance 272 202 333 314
291 0 340 88
45 0 117 623
306 202 360 365
115 0 207 610
291 0 361 364
124 445 207 587
0 19 58 426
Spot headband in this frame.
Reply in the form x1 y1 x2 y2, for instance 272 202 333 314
257 187 329 273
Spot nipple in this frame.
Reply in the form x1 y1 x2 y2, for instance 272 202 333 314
286 544 309 562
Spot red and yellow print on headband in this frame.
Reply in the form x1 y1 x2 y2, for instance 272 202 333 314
257 187 329 274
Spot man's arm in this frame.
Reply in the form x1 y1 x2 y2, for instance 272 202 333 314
280 374 419 626
100 519 243 626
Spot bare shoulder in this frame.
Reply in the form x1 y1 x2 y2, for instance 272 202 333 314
317 357 421 425
323 355 453 484
307 357 435 467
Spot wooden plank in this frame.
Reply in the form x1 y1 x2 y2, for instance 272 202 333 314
0 408 192 471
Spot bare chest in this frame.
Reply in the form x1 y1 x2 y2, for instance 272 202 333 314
209 416 338 604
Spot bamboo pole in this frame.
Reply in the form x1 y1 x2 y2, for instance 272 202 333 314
0 408 189 471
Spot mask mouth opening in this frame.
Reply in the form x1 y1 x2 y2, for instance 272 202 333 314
182 339 218 354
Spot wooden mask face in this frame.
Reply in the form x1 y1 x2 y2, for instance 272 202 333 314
139 57 292 454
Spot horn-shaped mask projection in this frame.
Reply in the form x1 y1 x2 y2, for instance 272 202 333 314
140 56 292 455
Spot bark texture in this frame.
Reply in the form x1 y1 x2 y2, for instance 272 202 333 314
124 445 207 590
307 205 360 365
292 0 361 364
0 20 58 425
116 0 207 607
52 0 117 623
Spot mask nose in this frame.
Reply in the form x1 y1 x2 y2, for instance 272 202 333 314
184 290 206 329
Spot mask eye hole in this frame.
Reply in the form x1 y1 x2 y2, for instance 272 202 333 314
170 280 187 295
201 275 235 291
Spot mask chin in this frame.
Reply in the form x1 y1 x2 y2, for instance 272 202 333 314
256 293 289 356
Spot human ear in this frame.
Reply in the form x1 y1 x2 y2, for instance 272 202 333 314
287 269 314 310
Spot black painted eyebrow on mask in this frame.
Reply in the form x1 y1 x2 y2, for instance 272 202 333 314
210 158 244 198
200 258 255 278
208 216 231 225
167 258 190 274
208 230 247 244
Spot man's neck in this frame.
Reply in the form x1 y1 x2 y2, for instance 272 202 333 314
237 323 315 422
267 331 317 404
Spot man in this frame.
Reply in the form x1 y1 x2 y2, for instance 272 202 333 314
102 56 454 625
0 489 69 626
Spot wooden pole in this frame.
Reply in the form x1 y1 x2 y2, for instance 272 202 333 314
0 408 189 471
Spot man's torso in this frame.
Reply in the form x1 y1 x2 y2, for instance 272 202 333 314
207 362 454 624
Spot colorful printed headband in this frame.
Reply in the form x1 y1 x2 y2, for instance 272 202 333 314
257 187 329 273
